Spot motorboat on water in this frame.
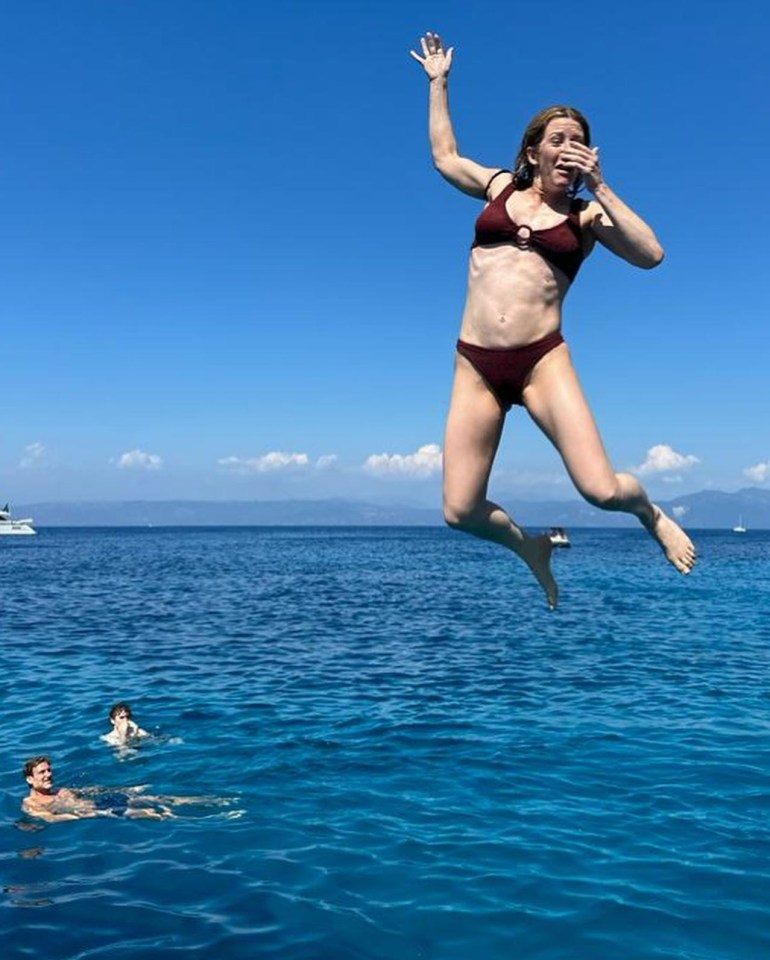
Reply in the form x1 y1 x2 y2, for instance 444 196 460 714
548 527 571 548
0 503 37 536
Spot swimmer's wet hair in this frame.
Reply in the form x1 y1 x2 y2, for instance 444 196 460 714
109 702 133 721
23 755 50 779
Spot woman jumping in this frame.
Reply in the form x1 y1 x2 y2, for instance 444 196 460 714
410 32 696 609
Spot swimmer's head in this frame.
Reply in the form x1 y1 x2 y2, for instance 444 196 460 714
513 105 591 195
109 702 133 723
23 755 52 788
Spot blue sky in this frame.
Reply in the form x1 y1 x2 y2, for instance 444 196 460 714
2 0 768 505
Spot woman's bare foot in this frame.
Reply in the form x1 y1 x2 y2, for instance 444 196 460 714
519 534 559 610
643 504 696 574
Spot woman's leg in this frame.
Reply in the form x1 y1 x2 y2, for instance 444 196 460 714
443 353 558 608
523 344 696 574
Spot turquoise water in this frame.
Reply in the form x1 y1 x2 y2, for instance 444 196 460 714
2 527 769 959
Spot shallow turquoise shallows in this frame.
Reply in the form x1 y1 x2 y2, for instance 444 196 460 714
2 527 769 960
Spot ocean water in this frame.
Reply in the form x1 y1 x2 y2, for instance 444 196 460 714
2 526 769 960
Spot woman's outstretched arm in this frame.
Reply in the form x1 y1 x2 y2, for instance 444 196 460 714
410 32 501 199
559 141 665 268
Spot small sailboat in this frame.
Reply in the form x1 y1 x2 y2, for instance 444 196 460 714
732 515 747 534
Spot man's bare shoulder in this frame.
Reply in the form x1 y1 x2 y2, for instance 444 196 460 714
102 725 149 745
22 796 55 820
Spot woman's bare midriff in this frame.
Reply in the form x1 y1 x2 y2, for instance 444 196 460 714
459 245 571 348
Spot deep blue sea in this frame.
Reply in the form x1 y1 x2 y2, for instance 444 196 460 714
2 526 769 960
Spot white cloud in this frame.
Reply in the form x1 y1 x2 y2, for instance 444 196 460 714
672 505 688 519
116 449 163 470
363 443 442 478
632 444 700 476
744 461 770 484
316 454 338 469
218 451 310 474
19 442 46 469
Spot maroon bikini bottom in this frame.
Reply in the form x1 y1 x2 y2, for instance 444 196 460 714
456 330 565 411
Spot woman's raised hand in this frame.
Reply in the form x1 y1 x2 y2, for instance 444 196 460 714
410 32 453 79
559 143 604 192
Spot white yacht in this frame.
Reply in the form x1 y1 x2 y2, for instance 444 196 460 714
548 527 571 548
0 503 37 536
732 516 747 534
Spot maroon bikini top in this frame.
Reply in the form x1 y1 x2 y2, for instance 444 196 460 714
472 176 585 283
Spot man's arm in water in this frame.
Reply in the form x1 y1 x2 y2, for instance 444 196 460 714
22 797 81 822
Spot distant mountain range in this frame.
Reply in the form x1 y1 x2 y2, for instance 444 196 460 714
11 488 770 528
